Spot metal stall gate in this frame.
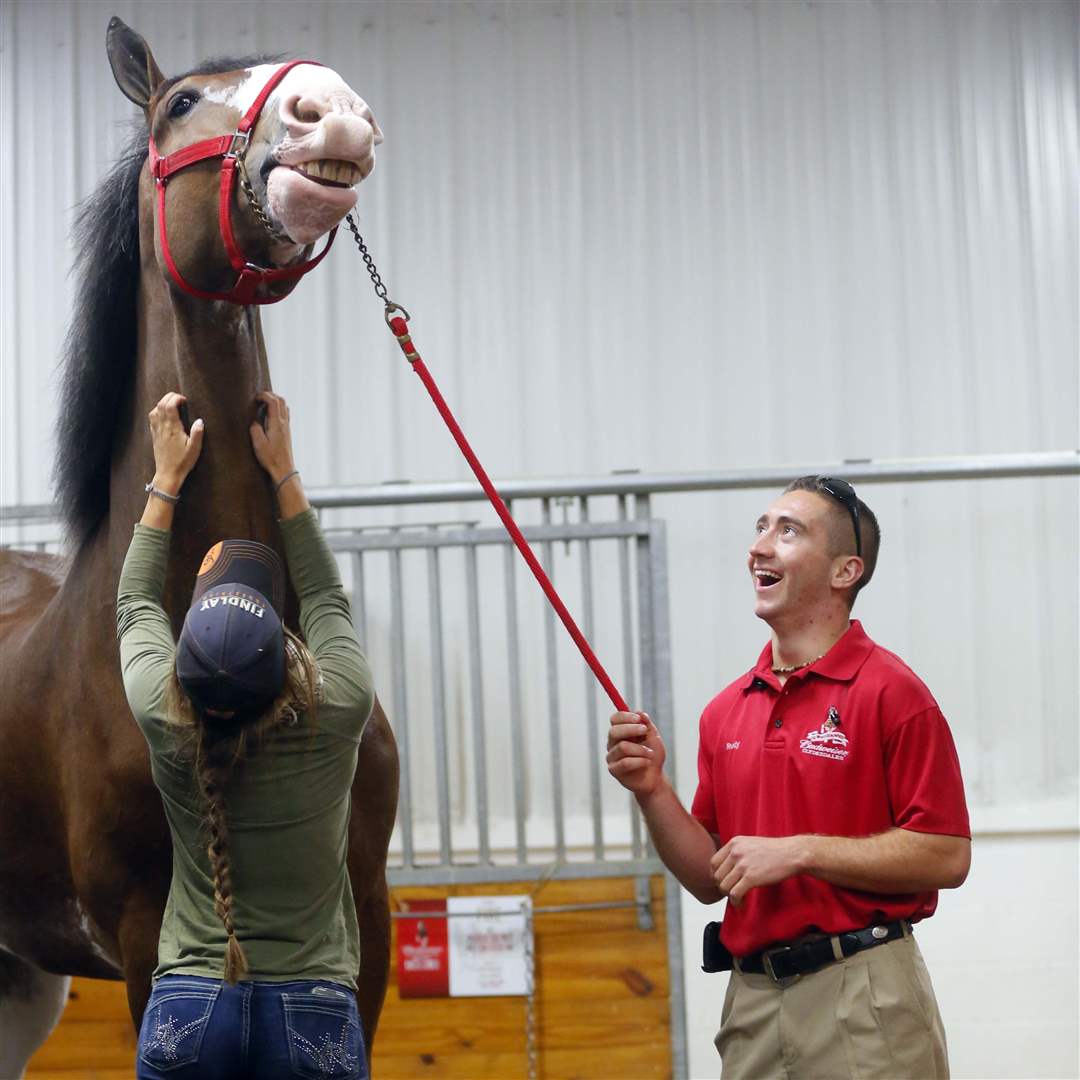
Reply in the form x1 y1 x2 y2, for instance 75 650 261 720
0 489 689 1078
322 494 686 1077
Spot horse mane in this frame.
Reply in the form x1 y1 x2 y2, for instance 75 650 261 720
54 54 282 547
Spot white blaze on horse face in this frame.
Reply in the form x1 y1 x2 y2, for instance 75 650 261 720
201 62 283 114
205 62 382 247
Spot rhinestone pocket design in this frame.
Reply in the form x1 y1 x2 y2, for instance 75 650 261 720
293 1022 358 1076
143 1012 204 1061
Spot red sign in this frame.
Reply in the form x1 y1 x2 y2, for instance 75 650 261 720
397 899 449 998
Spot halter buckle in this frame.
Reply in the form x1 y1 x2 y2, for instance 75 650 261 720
224 130 250 160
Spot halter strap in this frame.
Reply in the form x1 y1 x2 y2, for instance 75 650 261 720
148 60 337 306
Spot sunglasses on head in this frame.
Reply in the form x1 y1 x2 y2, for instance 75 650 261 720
816 476 862 557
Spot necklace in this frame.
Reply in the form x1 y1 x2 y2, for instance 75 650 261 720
771 653 825 675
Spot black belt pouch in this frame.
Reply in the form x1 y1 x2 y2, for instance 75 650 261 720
702 920 733 973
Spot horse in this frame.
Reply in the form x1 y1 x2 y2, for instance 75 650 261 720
0 18 399 1076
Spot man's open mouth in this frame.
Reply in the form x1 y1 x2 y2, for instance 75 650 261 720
754 569 783 589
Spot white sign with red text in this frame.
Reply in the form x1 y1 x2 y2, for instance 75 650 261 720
446 895 531 998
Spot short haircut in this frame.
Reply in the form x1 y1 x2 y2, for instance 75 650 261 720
784 476 881 605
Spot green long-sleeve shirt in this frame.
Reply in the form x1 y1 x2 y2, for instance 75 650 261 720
117 509 376 987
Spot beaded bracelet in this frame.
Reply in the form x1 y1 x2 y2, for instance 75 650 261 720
144 481 180 505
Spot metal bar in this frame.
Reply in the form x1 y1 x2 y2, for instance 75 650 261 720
647 517 688 1080
349 550 367 653
618 495 644 861
324 521 650 552
634 875 655 932
530 900 652 917
464 538 491 864
426 538 452 866
579 497 604 860
323 519 484 534
7 451 1074 523
504 512 529 864
635 496 658 867
389 547 414 867
308 451 1080 508
541 498 566 863
648 522 676 805
635 496 655 726
665 870 689 1080
387 858 666 886
391 900 653 919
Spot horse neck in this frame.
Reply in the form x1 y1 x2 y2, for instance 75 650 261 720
106 271 282 634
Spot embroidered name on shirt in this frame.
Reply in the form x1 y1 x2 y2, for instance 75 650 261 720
724 741 741 751
799 707 849 761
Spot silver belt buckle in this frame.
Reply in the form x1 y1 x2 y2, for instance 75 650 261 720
761 945 799 985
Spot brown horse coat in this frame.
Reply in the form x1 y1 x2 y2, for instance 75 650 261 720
0 18 398 1068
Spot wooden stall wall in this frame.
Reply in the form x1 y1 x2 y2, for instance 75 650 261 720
23 981 135 1080
28 876 671 1079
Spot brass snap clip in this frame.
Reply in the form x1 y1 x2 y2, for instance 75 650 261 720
384 302 419 363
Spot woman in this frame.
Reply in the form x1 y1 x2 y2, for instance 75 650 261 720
118 390 374 1079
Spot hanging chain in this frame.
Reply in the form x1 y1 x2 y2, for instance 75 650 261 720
236 155 285 242
345 212 390 303
521 866 556 1080
523 899 538 1080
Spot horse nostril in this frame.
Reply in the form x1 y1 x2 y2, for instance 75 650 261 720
284 92 327 127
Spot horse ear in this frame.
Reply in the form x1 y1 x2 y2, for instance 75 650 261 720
106 17 166 110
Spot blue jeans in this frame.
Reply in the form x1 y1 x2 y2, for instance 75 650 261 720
135 974 367 1079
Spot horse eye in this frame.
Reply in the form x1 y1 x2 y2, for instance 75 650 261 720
168 92 199 119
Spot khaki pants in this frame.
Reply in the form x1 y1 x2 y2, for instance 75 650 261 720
715 932 949 1079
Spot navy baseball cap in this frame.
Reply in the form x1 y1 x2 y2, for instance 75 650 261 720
176 540 287 718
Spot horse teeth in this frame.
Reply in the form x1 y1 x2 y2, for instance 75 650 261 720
301 159 361 186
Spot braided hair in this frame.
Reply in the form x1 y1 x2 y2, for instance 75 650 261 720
194 729 249 984
165 628 322 984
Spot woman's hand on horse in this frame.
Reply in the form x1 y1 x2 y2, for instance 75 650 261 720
148 392 204 493
250 391 296 485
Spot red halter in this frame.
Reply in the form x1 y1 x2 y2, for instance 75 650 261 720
147 60 336 305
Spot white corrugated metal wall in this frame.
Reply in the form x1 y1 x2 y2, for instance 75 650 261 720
1 1 1076 1076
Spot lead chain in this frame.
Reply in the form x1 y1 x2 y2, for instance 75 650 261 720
344 213 390 303
237 156 285 241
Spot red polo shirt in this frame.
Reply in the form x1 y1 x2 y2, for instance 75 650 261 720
690 621 970 957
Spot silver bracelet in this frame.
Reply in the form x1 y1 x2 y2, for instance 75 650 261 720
274 469 300 495
144 481 180 505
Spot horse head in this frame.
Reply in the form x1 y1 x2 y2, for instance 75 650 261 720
106 17 381 302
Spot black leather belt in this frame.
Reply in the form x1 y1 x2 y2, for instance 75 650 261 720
737 920 909 982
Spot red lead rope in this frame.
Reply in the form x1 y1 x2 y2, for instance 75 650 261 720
385 309 631 715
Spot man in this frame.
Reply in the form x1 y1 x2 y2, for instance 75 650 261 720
607 476 970 1079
